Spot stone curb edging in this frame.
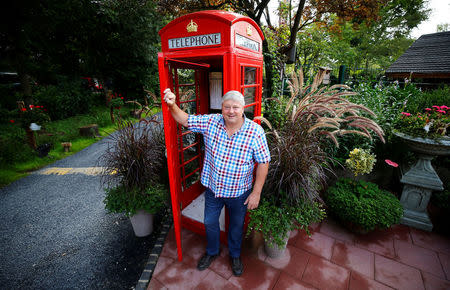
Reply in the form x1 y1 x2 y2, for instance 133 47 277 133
135 210 173 290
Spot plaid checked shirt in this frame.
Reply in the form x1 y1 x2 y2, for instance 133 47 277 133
188 114 270 198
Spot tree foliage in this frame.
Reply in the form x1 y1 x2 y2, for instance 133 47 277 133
296 0 428 72
161 0 424 96
1 0 164 101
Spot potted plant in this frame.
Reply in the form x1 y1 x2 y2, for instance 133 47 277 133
99 113 168 237
247 193 325 258
326 148 403 233
104 184 166 236
395 106 449 140
393 105 449 231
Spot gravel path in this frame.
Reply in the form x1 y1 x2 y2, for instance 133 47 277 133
0 124 161 289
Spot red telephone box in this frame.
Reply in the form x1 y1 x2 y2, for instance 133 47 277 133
158 10 264 261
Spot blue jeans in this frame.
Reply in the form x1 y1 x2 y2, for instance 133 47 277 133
204 188 251 258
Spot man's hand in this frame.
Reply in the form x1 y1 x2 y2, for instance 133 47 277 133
244 191 261 210
163 88 189 127
163 88 176 107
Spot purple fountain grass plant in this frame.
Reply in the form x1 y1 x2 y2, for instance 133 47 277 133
256 69 385 204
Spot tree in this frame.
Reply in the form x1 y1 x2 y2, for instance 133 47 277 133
437 23 450 32
85 0 163 98
156 0 427 96
0 0 163 103
293 0 429 79
326 0 428 70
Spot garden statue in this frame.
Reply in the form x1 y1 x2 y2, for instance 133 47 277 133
395 105 449 231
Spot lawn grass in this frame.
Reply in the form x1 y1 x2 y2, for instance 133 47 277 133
0 106 159 188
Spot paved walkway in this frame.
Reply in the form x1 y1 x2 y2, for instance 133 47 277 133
0 131 156 289
148 218 450 290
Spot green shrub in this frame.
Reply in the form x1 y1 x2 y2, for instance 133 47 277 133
326 178 403 232
0 105 16 124
104 184 167 217
405 85 450 113
0 127 35 164
33 78 98 120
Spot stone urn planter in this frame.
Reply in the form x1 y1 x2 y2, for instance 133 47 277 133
264 234 289 258
130 210 154 237
394 132 450 231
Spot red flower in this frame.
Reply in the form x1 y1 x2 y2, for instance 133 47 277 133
440 105 448 110
9 119 15 123
120 97 124 100
432 105 440 109
401 112 411 116
21 108 27 112
385 159 398 168
425 108 431 111
437 110 446 114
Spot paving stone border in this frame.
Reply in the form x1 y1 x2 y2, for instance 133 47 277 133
135 210 173 290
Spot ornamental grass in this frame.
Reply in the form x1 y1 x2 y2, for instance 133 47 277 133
257 69 385 204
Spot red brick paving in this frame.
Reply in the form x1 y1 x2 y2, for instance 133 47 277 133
147 277 167 290
295 230 336 260
394 239 445 278
195 271 240 290
374 254 424 290
320 219 355 244
348 272 393 290
265 245 310 281
422 272 450 290
331 241 374 278
439 252 450 280
149 218 450 289
302 255 350 290
273 272 317 290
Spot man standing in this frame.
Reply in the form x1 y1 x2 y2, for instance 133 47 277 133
163 88 270 276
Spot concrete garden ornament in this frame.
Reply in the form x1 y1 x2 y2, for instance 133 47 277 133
394 104 449 231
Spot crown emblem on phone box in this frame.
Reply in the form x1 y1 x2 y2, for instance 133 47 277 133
187 20 198 32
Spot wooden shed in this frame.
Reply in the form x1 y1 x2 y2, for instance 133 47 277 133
385 31 450 87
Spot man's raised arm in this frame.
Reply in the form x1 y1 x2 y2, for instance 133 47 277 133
163 88 189 127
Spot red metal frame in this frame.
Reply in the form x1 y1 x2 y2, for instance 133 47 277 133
158 10 264 261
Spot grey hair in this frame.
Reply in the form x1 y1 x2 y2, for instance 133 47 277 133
222 90 245 106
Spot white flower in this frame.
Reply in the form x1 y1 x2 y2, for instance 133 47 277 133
423 122 432 133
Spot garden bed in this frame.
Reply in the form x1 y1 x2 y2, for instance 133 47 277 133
0 106 154 188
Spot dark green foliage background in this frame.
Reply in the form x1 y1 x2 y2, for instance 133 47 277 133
1 0 164 102
33 79 98 120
